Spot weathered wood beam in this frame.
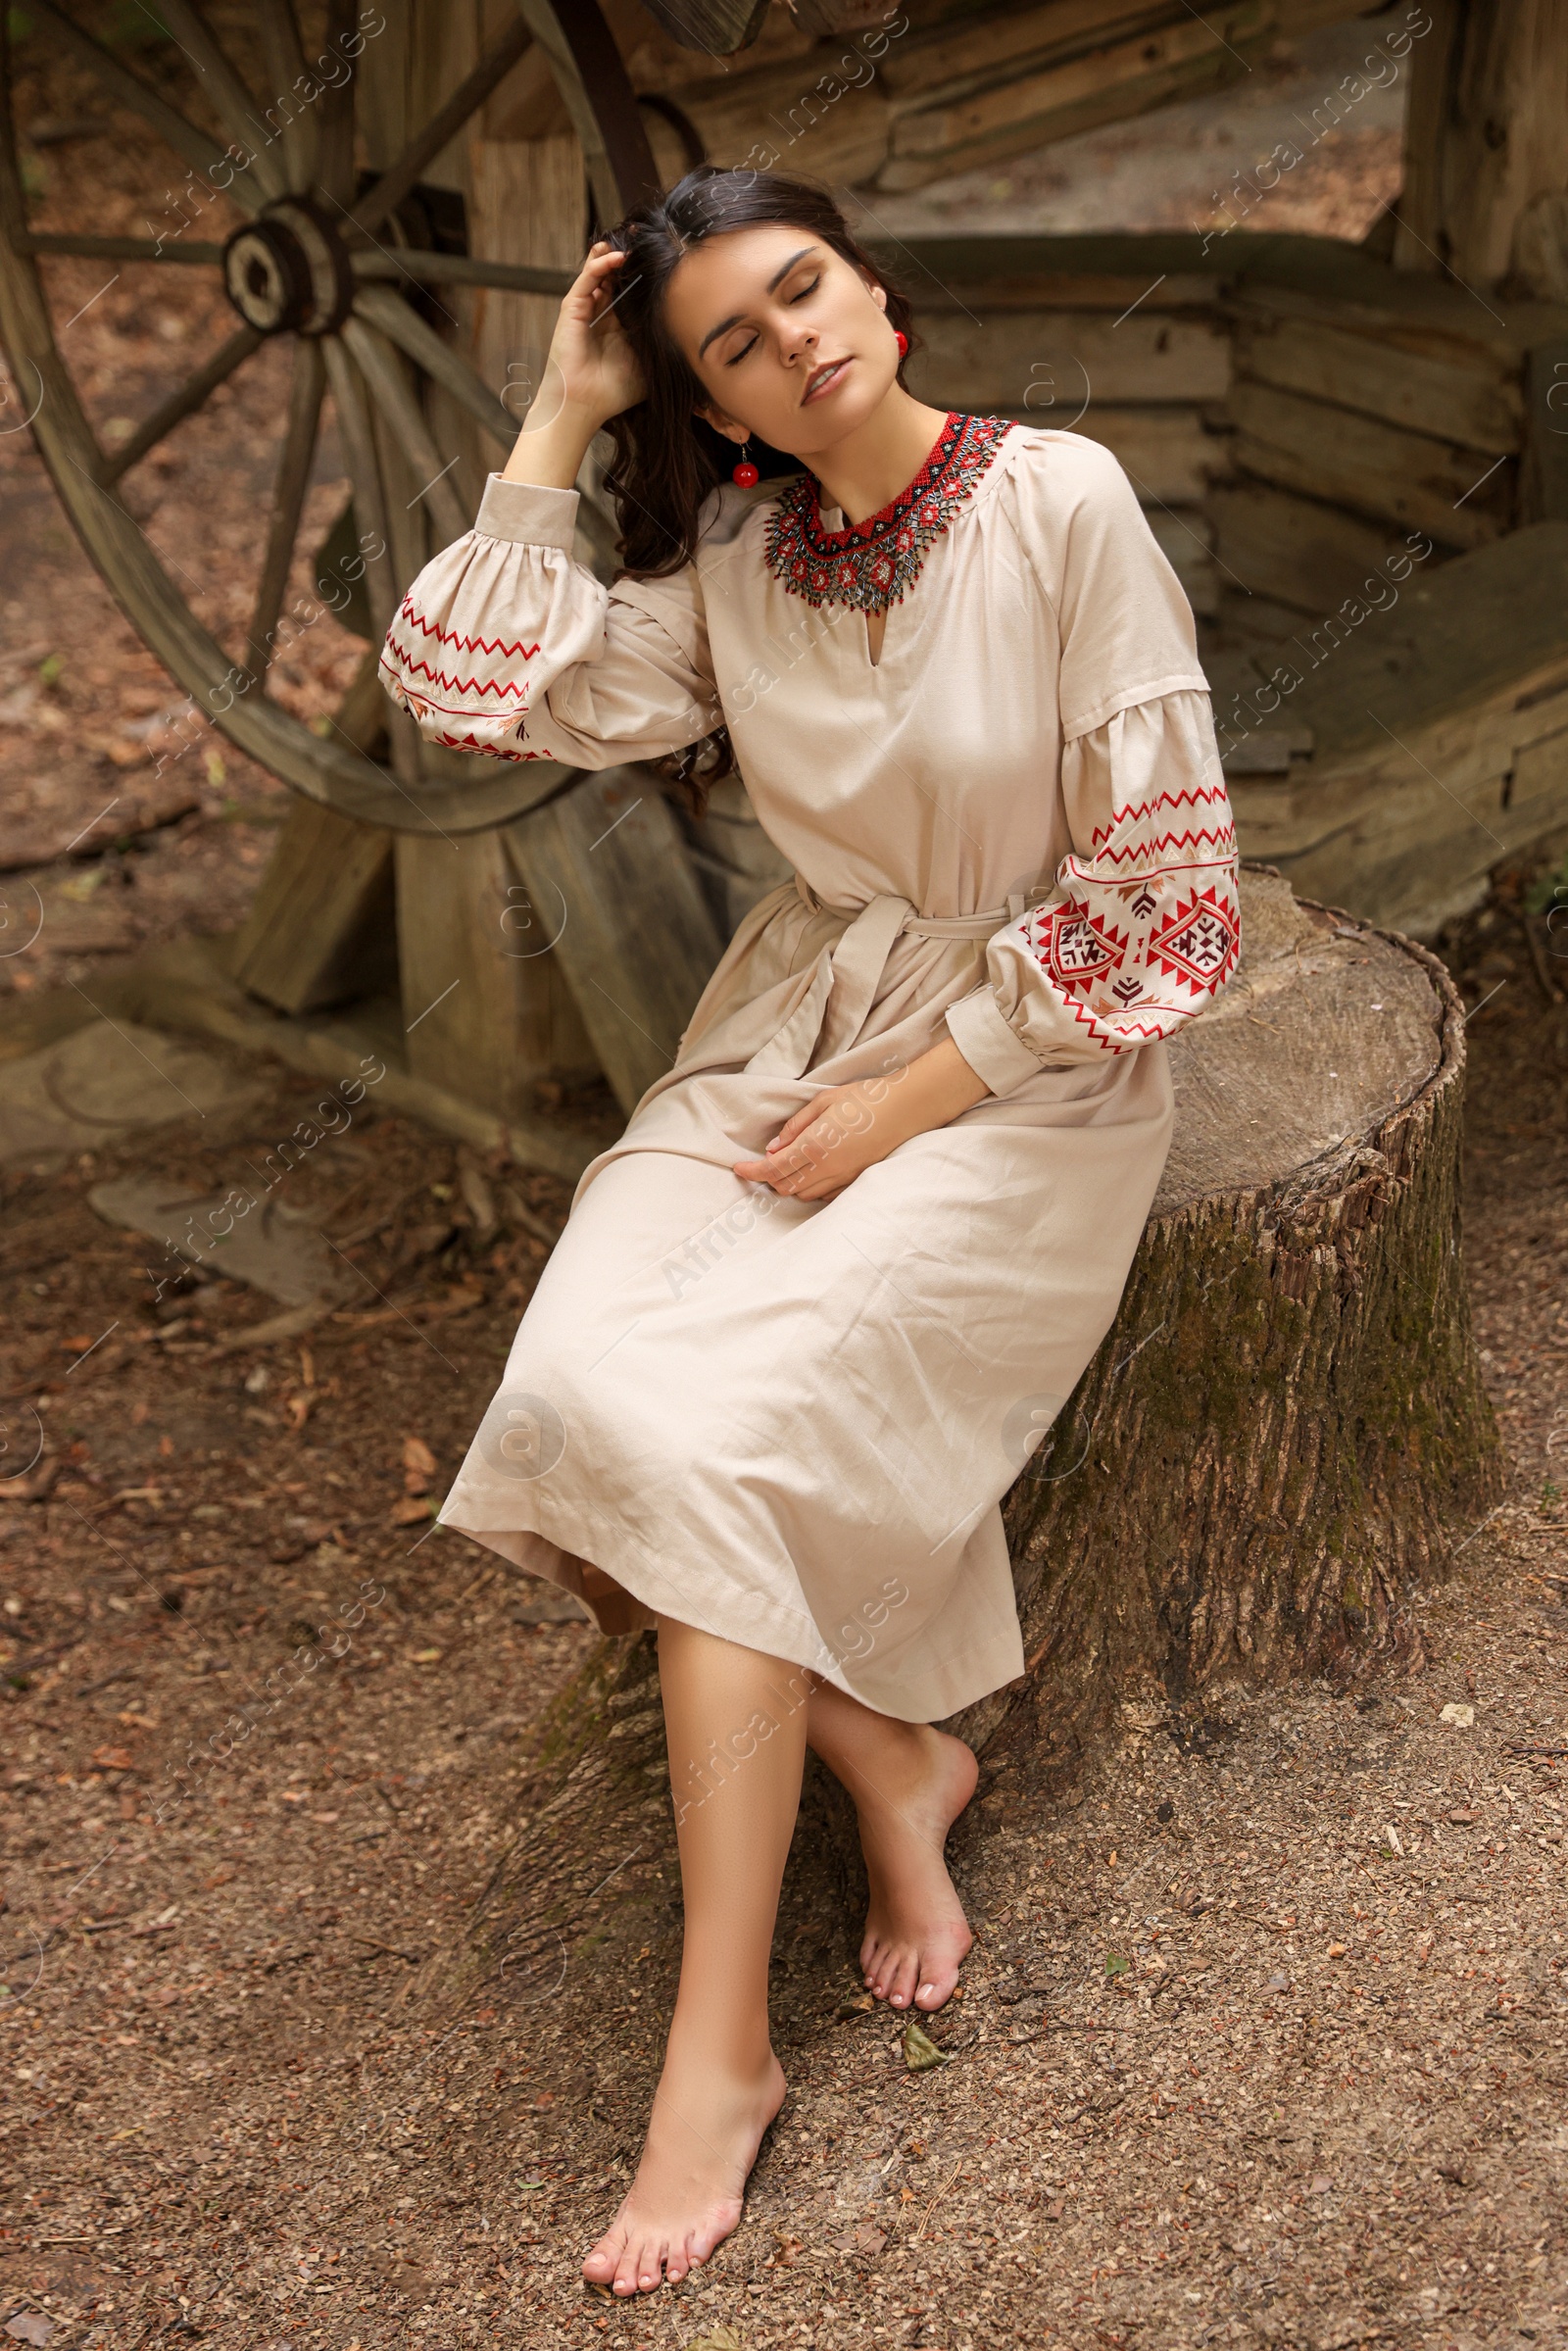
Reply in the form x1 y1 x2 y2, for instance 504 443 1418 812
1229 379 1514 550
1394 0 1568 292
232 799 395 1016
1217 520 1568 937
395 829 597 1121
656 0 1378 194
505 768 724 1116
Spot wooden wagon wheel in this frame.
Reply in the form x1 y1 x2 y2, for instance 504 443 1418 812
0 0 661 840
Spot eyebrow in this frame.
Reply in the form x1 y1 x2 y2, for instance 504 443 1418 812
697 246 820 359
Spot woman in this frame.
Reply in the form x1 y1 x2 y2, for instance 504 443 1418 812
379 166 1240 2300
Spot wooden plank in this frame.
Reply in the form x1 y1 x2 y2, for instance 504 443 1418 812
1224 280 1527 375
906 309 1229 412
1392 0 1568 292
1208 479 1433 617
1059 408 1228 507
910 272 1222 316
232 799 395 1016
1229 380 1513 550
506 767 724 1115
1232 764 1517 939
1205 525 1568 935
394 828 596 1122
95 936 608 1186
877 232 1563 357
1232 312 1523 458
882 13 1268 190
675 61 891 187
1274 521 1568 763
1146 508 1219 618
466 132 584 467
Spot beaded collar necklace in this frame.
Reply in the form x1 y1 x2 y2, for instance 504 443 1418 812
761 410 1014 615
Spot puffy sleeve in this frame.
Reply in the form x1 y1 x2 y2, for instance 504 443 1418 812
943 432 1242 1096
377 472 721 770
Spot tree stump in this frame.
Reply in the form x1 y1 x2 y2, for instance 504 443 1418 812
412 863 1501 2013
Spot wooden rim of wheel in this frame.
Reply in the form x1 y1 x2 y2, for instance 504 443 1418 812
0 0 662 836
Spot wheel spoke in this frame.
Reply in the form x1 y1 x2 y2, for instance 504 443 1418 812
255 0 313 191
99 323 264 485
353 283 515 452
247 336 325 678
339 314 468 549
149 0 288 203
351 250 573 298
318 333 400 638
24 0 267 218
311 0 359 209
329 643 390 755
22 233 225 266
346 14 532 244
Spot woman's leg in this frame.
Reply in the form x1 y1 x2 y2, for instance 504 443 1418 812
582 1617 808 2298
807 1681 978 2014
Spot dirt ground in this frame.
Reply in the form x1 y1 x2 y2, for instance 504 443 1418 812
1 864 1566 2351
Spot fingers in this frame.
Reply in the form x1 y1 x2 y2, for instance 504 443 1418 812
769 1099 827 1150
565 242 627 318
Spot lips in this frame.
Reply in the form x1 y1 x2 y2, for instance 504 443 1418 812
802 358 850 404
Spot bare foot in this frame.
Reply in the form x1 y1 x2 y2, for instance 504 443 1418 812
858 1726 978 2013
581 2047 785 2296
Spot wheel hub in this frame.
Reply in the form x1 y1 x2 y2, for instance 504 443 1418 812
221 200 354 336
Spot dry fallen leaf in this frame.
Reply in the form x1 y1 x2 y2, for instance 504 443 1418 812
90 1745 138 1775
6 2312 56 2345
904 2017 952 2071
402 1435 438 1477
390 1495 434 1526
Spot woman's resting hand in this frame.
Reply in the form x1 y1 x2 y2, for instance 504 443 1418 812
733 1039 990 1203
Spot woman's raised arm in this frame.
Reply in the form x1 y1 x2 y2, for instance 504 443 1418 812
377 243 723 771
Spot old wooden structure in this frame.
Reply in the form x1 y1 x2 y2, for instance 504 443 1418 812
2 0 1565 1166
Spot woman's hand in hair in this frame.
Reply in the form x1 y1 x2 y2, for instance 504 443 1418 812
542 241 646 430
733 1039 990 1204
504 244 646 488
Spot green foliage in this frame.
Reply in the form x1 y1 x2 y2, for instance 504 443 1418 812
1526 854 1568 916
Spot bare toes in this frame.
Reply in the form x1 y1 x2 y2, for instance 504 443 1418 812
887 1949 920 2008
583 2229 625 2283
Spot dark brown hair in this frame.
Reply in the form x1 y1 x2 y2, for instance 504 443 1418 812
597 166 916 812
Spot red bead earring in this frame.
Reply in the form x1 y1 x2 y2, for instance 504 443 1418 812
731 439 759 488
895 328 908 357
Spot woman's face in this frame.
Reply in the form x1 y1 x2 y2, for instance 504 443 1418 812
660 221 896 461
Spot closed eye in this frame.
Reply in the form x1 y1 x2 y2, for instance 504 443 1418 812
724 275 821 367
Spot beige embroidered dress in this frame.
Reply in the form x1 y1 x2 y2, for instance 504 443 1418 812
379 415 1241 1723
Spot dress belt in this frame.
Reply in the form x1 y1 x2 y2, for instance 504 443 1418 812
742 875 1053 1082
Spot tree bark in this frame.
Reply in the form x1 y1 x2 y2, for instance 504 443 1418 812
412 865 1501 2013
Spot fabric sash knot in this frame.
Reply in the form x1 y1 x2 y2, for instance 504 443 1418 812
742 876 1053 1082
